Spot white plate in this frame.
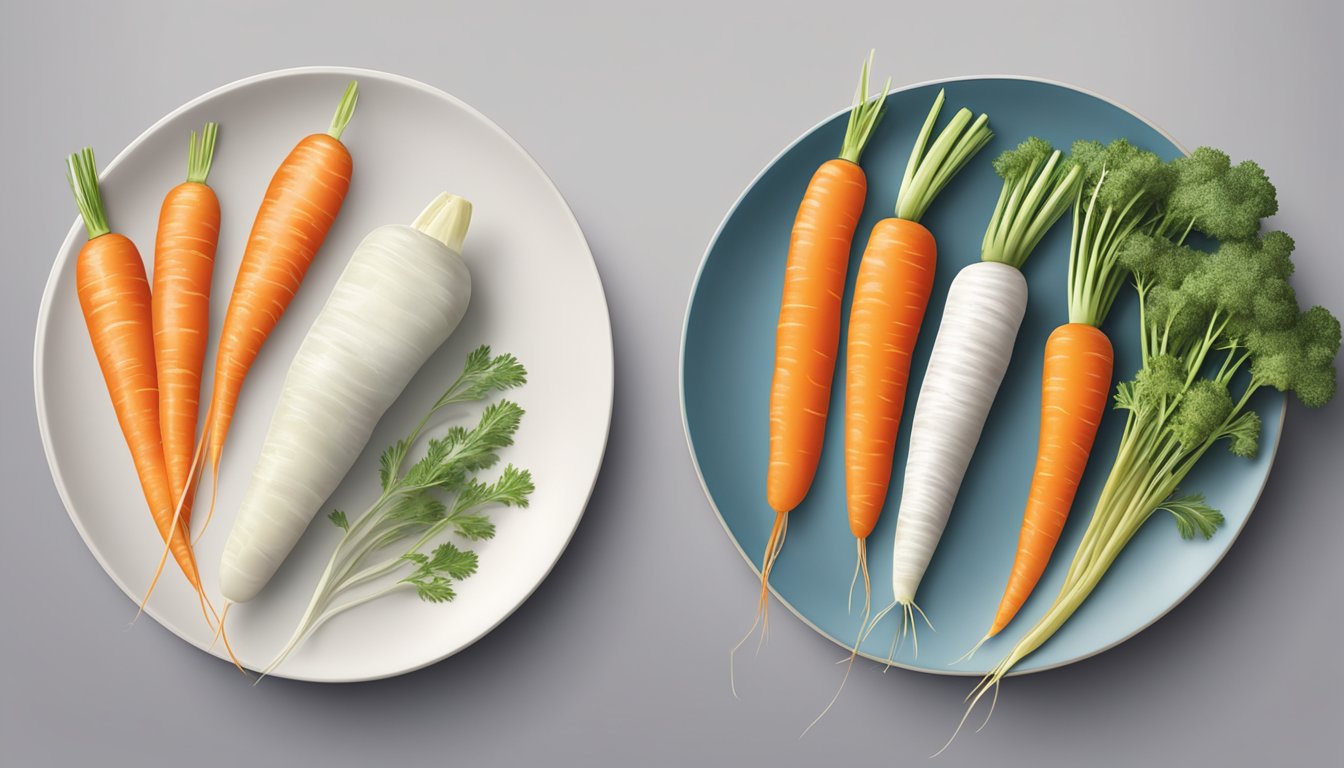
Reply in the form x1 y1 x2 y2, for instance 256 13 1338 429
34 67 613 682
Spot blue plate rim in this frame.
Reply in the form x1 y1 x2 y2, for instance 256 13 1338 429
678 74 1287 677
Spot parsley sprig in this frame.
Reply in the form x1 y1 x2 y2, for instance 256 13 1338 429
261 346 531 678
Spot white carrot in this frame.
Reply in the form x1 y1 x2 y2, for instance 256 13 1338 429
870 141 1080 647
891 262 1026 601
219 193 473 603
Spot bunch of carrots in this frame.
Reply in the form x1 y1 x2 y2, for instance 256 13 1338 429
740 53 1340 753
65 81 361 657
746 54 994 659
743 62 1180 669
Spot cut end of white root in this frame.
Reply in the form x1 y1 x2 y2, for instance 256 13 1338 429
413 192 473 253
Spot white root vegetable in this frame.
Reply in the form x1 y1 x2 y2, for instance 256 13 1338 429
219 193 473 603
889 261 1027 607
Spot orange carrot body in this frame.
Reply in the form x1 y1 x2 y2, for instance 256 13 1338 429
767 158 867 514
735 63 887 673
753 157 867 626
207 132 352 472
990 322 1113 636
78 233 201 590
153 180 219 506
843 218 937 539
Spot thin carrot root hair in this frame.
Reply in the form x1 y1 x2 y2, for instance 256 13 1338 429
135 420 214 626
857 598 933 671
860 600 896 646
907 600 933 659
935 662 1007 758
755 510 788 639
209 601 249 676
192 453 221 546
846 537 872 617
729 510 789 698
804 550 873 738
191 402 222 546
952 633 992 666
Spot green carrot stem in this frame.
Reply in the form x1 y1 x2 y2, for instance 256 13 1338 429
186 122 219 185
894 90 993 223
65 147 110 240
837 51 890 165
328 80 359 141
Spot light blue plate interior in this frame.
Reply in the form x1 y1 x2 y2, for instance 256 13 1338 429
681 78 1284 675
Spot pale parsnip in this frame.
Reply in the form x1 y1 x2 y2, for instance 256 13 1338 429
220 193 473 603
890 261 1027 604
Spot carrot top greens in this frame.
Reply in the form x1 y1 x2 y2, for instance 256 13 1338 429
957 146 1339 750
186 122 219 185
66 147 109 240
981 137 1082 269
327 80 360 141
838 52 890 165
1066 141 1281 328
894 89 992 223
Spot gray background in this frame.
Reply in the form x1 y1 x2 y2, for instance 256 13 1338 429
3 1 1340 766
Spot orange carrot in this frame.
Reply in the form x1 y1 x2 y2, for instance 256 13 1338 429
971 142 1172 650
842 217 937 590
206 89 356 480
66 148 205 600
201 81 357 529
988 323 1112 636
148 81 358 610
753 57 888 646
766 158 869 514
152 123 220 520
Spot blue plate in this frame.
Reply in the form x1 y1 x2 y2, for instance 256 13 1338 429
680 77 1284 675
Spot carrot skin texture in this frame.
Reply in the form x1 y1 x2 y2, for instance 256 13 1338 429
152 181 219 507
990 323 1113 635
208 133 353 468
78 233 201 588
843 218 937 538
767 158 866 514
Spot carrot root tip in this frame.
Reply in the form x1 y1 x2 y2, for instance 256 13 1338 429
730 510 789 697
952 633 991 666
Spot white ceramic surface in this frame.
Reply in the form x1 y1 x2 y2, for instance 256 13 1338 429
34 67 613 682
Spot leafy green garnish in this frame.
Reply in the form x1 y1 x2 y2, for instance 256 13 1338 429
260 346 533 679
401 542 479 602
1158 494 1225 541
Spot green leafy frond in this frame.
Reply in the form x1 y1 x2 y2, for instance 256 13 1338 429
452 514 497 541
328 509 349 531
1162 147 1277 241
1159 494 1224 540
